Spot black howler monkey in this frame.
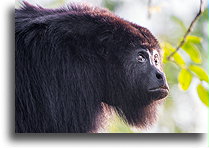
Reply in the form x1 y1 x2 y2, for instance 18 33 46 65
15 2 169 133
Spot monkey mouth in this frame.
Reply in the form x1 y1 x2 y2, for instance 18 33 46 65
148 85 169 99
149 85 169 91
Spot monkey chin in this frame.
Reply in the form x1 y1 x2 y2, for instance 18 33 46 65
114 98 165 129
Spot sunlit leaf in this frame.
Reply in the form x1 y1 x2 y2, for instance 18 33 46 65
173 52 186 68
197 84 209 106
189 65 209 82
178 69 192 90
182 42 202 64
161 42 185 67
161 42 171 63
186 35 202 44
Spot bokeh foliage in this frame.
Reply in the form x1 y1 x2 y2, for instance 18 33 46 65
161 8 208 107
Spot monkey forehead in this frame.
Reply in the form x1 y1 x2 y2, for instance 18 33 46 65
152 49 160 55
141 48 160 55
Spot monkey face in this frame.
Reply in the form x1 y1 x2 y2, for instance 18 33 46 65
129 48 169 102
103 47 169 106
102 44 169 128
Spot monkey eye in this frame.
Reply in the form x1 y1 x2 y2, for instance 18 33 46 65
137 54 146 63
154 54 159 66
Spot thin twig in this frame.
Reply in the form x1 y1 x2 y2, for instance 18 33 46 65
167 0 204 60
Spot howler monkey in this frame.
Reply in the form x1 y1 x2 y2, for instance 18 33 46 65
15 2 169 133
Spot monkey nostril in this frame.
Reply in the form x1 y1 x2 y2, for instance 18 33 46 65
156 72 163 80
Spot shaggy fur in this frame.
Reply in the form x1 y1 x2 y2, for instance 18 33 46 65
15 2 167 133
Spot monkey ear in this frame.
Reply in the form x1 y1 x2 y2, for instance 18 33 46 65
97 31 112 57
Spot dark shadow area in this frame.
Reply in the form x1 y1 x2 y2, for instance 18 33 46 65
8 6 15 142
10 7 206 143
11 133 204 142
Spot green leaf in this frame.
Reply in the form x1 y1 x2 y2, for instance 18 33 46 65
182 42 202 64
189 65 209 82
197 84 209 106
186 35 202 44
161 42 185 67
178 69 192 90
173 52 186 68
161 42 171 63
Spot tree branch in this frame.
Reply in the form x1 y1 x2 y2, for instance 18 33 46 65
167 0 204 60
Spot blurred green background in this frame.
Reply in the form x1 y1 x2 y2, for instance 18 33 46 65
15 0 208 133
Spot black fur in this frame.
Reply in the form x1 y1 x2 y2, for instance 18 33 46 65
15 2 168 133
